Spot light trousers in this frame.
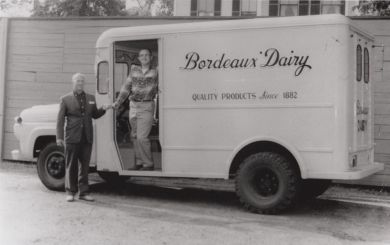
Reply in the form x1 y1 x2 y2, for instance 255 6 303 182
129 101 155 167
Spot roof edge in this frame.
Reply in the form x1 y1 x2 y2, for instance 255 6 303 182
96 14 353 48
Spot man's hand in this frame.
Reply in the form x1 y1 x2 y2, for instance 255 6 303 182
101 104 112 110
112 102 119 110
56 139 64 147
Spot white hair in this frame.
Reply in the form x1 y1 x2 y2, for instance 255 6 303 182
72 73 85 83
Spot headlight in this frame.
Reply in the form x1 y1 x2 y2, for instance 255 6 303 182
14 116 22 124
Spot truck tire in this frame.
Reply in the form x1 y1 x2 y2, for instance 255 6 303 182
97 171 129 185
235 152 300 214
37 143 65 191
300 179 331 200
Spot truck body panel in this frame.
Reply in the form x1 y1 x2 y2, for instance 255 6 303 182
93 15 383 180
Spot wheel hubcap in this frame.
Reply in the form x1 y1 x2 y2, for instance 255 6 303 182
46 151 65 179
253 169 279 197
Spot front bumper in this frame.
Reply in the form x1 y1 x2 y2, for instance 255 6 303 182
11 149 33 161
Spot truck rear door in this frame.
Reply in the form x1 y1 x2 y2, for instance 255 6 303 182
351 33 373 167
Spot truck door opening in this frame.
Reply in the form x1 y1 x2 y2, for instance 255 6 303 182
113 39 161 171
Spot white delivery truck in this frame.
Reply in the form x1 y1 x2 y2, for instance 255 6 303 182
14 14 383 214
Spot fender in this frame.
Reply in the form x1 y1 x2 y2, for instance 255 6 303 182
225 136 308 179
27 124 98 165
25 125 56 159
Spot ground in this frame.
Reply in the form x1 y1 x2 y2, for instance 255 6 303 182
0 161 389 245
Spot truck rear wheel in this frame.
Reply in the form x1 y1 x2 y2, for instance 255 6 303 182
37 143 65 191
235 152 300 214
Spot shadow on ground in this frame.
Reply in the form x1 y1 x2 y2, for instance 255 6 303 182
88 174 388 217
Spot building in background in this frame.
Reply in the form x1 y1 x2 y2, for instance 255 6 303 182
174 0 360 17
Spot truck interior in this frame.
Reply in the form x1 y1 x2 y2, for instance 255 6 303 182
113 39 161 171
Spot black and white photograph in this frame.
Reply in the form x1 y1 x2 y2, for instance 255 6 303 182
0 0 390 244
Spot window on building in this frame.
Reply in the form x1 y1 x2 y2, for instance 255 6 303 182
310 0 321 14
356 45 362 82
321 0 345 14
299 0 309 15
191 0 221 16
299 0 321 15
269 0 279 16
232 0 257 16
280 0 299 16
269 0 345 16
232 0 240 16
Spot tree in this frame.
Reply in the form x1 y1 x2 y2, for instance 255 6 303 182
0 0 31 10
0 0 33 17
32 0 127 17
153 0 173 16
353 0 390 16
127 0 173 16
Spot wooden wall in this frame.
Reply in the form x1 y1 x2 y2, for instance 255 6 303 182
0 18 8 161
1 17 390 186
1 17 210 160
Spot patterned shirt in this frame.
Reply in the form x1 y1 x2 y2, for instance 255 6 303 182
116 65 158 105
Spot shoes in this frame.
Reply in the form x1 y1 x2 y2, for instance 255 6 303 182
79 194 95 202
128 165 142 170
66 195 74 202
140 166 154 171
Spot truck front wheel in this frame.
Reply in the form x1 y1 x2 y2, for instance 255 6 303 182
37 143 65 191
235 152 300 214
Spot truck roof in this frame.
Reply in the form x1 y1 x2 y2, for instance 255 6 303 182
96 14 374 48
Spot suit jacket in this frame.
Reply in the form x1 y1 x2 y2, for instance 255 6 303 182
56 92 105 144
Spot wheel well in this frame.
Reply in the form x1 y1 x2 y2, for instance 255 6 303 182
34 136 56 158
229 141 301 179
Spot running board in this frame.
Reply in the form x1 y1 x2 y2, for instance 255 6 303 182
128 176 235 192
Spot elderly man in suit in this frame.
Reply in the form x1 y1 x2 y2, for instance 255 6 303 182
57 73 111 202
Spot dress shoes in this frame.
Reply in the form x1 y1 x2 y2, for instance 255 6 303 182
128 165 142 170
66 195 74 202
79 194 95 202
